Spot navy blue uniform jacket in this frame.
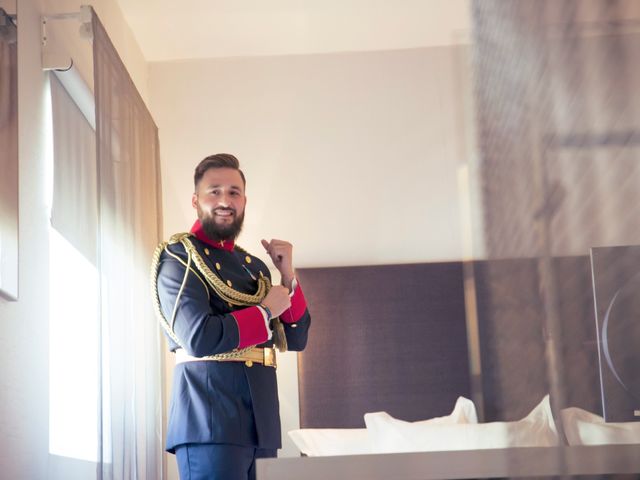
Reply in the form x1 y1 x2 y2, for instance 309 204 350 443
156 224 311 453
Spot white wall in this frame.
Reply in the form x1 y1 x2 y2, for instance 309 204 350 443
151 47 474 267
0 0 148 478
149 42 479 471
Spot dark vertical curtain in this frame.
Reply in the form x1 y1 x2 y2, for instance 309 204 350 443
92 9 163 480
0 13 18 300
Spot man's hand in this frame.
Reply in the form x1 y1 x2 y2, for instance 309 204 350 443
261 239 295 289
261 285 291 317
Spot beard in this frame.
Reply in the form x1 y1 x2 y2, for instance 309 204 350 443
197 204 245 243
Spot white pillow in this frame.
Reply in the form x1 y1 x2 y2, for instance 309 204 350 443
416 396 478 425
365 395 559 454
561 407 640 445
287 428 371 456
288 396 477 456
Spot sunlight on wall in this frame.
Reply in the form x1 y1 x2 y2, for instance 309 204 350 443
48 227 100 462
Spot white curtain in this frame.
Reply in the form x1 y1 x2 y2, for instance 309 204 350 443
91 9 164 480
49 73 100 476
50 74 98 263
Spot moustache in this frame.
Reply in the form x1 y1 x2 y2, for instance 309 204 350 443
213 207 236 214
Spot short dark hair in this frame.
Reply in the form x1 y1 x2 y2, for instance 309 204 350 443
194 153 246 189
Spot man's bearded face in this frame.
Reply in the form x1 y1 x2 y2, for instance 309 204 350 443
193 167 247 242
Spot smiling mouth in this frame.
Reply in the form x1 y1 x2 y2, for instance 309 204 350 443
213 209 235 219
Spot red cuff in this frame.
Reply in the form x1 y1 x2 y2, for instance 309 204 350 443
231 307 269 348
280 282 308 324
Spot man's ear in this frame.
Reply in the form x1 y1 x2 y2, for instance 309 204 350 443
191 192 198 209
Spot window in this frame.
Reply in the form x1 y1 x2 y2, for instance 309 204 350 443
48 73 100 463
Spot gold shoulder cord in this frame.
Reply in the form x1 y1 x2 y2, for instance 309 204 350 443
150 233 288 357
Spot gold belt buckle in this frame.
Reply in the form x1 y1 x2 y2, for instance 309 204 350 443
263 347 277 368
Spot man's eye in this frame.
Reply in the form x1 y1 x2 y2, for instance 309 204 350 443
210 190 219 195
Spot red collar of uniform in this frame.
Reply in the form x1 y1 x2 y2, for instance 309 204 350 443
190 219 235 252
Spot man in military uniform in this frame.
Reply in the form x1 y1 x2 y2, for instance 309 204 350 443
152 153 311 480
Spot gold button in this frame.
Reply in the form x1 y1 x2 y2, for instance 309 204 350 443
227 302 233 308
215 262 221 270
226 280 233 287
204 248 210 255
245 360 253 367
291 324 298 328
245 256 252 264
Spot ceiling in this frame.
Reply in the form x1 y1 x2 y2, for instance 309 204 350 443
114 0 471 62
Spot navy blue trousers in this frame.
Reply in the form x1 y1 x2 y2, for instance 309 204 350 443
175 443 277 480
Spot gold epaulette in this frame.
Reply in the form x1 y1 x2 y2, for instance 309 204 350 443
168 231 190 244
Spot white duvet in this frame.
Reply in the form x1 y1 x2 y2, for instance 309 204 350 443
289 395 639 456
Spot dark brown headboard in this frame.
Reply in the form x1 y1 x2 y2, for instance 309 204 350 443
296 262 471 428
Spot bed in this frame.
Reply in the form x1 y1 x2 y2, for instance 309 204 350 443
256 259 640 479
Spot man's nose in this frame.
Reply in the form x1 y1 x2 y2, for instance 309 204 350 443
217 193 232 207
